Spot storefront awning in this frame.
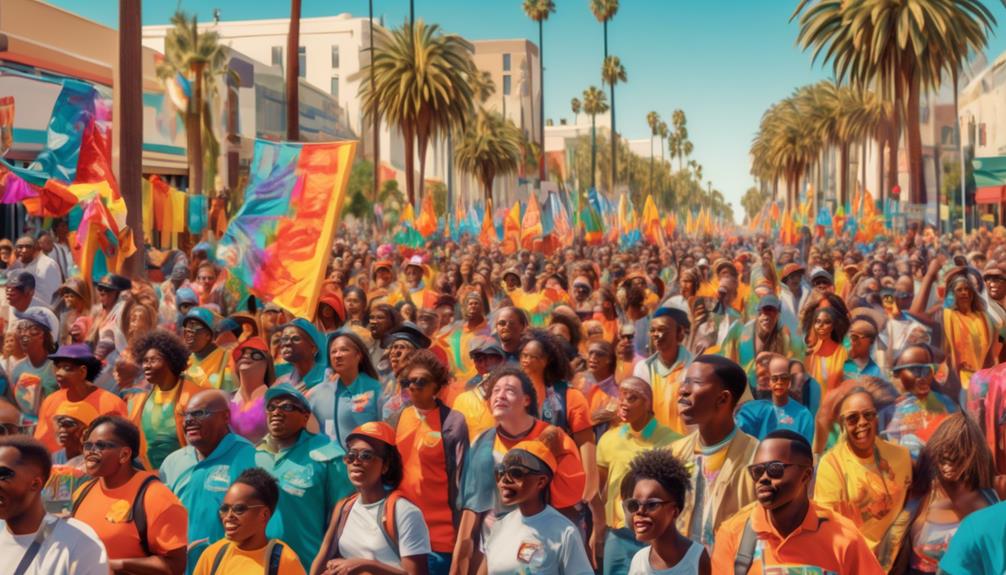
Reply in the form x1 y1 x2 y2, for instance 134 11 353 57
977 185 1006 204
973 156 1006 204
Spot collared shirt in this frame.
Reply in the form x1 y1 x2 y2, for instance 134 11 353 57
633 348 692 434
160 433 258 572
255 431 353 571
308 371 384 449
940 500 1006 575
711 501 885 574
842 356 883 380
735 398 815 444
596 418 680 529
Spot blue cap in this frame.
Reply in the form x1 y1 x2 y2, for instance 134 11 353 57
757 294 782 312
652 306 691 329
183 307 216 331
264 382 309 410
176 287 198 306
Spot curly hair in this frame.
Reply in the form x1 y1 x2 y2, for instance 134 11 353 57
234 467 281 513
620 448 692 509
816 377 898 434
402 348 450 390
548 311 583 350
520 328 573 385
484 363 539 418
131 330 191 378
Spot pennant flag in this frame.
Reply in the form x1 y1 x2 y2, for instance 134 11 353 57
217 139 357 318
641 194 664 247
479 201 498 246
501 201 522 255
415 193 437 238
520 192 543 249
581 189 604 245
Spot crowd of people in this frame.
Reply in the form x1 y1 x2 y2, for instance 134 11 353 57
1 221 1006 574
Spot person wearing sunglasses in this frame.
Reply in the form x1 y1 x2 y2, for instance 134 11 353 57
0 435 109 575
842 318 884 380
618 447 706 574
712 430 883 574
884 345 958 461
595 378 682 574
193 467 304 575
33 343 126 454
41 401 98 513
312 421 431 575
126 330 205 470
161 389 258 572
308 330 382 450
393 350 467 575
614 323 644 384
814 385 912 571
736 354 814 444
255 383 351 571
72 415 188 575
8 307 59 424
229 337 275 445
273 319 328 393
483 440 593 575
181 308 232 392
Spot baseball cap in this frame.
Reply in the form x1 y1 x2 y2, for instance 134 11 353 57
502 440 557 477
757 294 782 312
382 321 431 349
183 307 216 332
810 267 833 283
94 273 132 292
264 383 309 411
346 421 396 448
652 305 691 329
469 336 504 359
176 287 198 306
7 271 35 291
15 306 58 334
53 401 101 428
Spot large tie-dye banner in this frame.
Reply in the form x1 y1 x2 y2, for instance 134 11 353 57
216 139 357 318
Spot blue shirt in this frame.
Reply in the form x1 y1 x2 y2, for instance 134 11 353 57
842 357 883 380
735 399 815 444
256 430 353 571
308 371 384 450
160 433 257 573
939 500 1006 575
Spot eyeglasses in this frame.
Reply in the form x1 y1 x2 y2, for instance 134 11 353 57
54 417 82 429
279 336 304 345
241 349 268 361
768 374 790 383
848 333 875 342
622 498 671 515
0 423 22 436
894 363 933 378
82 440 121 452
266 403 306 414
840 409 877 427
400 377 432 389
182 409 221 421
494 464 539 482
747 461 806 481
218 503 265 517
343 449 382 464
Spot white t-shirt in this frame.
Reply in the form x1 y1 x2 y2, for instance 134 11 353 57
484 506 593 575
628 542 704 574
337 496 431 566
11 253 61 306
0 514 109 575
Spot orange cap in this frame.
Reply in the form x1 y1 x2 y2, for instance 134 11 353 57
347 421 396 447
507 439 558 474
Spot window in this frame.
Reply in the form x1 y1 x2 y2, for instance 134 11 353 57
330 75 339 100
331 45 340 68
502 53 511 72
298 46 306 78
503 75 511 96
271 46 283 71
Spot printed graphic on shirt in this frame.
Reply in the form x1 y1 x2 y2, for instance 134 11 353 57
204 465 231 492
516 540 545 568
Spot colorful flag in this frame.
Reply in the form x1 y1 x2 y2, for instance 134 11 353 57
217 139 357 318
521 192 543 249
415 193 437 238
501 201 522 255
641 194 663 247
479 201 498 247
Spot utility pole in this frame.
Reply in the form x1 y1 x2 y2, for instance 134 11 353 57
118 0 144 277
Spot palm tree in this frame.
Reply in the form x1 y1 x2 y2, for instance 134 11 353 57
793 0 996 205
658 120 668 165
455 110 523 208
646 111 660 197
601 55 626 193
750 91 818 208
358 20 478 208
156 11 227 196
286 0 301 141
582 85 608 190
590 0 619 59
119 0 144 276
671 109 687 171
571 97 581 125
523 0 556 184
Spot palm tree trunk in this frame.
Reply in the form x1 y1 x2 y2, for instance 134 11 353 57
191 62 205 195
538 20 546 184
286 0 301 141
370 0 379 208
590 114 597 189
839 142 848 208
905 67 924 205
119 0 144 277
649 137 654 197
877 134 885 209
403 125 416 208
888 76 903 201
610 86 617 193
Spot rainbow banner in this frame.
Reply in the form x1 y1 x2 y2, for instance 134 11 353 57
217 139 357 318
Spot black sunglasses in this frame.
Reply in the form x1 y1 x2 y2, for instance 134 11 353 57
266 403 306 414
622 498 671 515
218 503 265 517
83 440 122 452
747 461 806 481
494 464 539 482
400 377 432 389
840 410 877 427
343 449 382 465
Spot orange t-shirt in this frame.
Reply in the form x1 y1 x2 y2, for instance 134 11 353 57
396 406 454 553
35 388 127 452
72 472 188 559
532 380 593 435
493 420 585 510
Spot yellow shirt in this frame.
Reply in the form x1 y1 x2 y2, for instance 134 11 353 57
452 386 494 443
596 419 680 528
813 438 911 570
187 346 233 391
193 539 305 575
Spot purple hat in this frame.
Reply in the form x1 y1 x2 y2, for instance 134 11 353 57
49 343 103 381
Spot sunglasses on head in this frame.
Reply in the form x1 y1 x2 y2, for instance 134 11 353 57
841 409 877 427
622 498 671 515
747 461 805 481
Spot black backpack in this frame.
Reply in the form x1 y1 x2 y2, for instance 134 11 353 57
71 475 159 556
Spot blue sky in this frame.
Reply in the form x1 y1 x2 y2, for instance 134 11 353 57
49 0 1006 213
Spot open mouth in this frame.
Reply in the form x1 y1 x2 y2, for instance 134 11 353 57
632 518 652 533
499 487 517 500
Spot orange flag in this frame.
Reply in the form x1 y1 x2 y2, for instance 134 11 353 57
501 201 521 255
479 202 498 247
521 193 543 249
641 194 663 247
415 193 437 237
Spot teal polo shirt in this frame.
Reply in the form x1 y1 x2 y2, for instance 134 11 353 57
160 432 257 573
256 430 353 571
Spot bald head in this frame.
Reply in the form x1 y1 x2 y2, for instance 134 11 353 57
188 389 230 413
183 389 231 456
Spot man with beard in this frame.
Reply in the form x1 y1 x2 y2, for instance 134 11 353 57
254 384 351 571
633 307 692 435
711 431 882 574
735 355 814 442
273 319 327 392
160 389 257 570
729 295 798 394
494 305 528 362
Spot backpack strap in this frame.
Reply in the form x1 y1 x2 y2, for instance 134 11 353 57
209 543 230 575
130 475 160 557
69 478 100 517
329 493 360 560
733 517 757 575
264 540 284 575
378 491 401 559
